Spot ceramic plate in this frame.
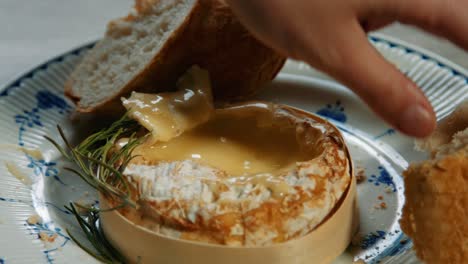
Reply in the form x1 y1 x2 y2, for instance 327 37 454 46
0 34 467 264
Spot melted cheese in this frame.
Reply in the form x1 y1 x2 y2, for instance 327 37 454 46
5 162 32 186
121 66 315 197
122 66 214 142
0 144 43 160
132 109 309 176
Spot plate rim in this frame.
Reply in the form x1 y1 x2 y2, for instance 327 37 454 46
370 32 468 78
0 40 95 97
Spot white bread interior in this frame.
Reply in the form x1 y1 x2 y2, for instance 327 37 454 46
416 99 468 155
435 127 468 158
68 0 196 110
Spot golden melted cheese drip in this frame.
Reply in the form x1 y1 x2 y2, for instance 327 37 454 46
121 66 315 196
132 108 308 176
5 162 32 186
122 66 214 142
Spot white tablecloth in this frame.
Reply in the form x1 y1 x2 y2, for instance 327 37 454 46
1 0 467 88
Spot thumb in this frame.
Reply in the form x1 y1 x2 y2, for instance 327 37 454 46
314 23 436 137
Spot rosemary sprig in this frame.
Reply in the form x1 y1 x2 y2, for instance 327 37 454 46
45 114 145 263
45 114 142 208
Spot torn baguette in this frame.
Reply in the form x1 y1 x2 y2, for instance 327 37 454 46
401 100 468 264
65 0 286 113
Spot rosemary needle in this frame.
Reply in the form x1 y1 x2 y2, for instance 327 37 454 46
66 203 127 264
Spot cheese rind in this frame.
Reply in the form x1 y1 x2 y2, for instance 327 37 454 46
121 118 350 245
113 67 352 247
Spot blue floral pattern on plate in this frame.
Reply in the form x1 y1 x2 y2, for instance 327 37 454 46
15 90 71 185
25 221 71 264
374 129 396 140
361 230 387 250
368 166 397 192
316 100 347 122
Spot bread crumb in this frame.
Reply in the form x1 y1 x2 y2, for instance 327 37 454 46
373 202 387 210
384 187 393 193
377 195 383 200
27 214 42 225
356 168 366 183
38 232 58 243
39 232 49 241
47 233 58 243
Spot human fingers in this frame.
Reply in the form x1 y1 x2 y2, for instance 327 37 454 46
225 0 437 136
307 21 436 137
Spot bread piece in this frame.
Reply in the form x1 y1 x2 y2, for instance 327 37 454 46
401 101 468 264
401 148 467 264
66 0 286 113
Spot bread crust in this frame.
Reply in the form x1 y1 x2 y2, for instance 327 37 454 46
66 0 286 113
401 149 468 264
402 100 468 263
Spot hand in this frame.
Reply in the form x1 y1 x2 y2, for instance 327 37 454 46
225 0 468 137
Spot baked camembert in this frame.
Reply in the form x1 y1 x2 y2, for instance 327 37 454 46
102 66 352 247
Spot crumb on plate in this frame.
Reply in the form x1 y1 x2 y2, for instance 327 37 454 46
27 214 42 225
356 168 366 183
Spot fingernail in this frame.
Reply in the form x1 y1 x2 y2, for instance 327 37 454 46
399 104 436 137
